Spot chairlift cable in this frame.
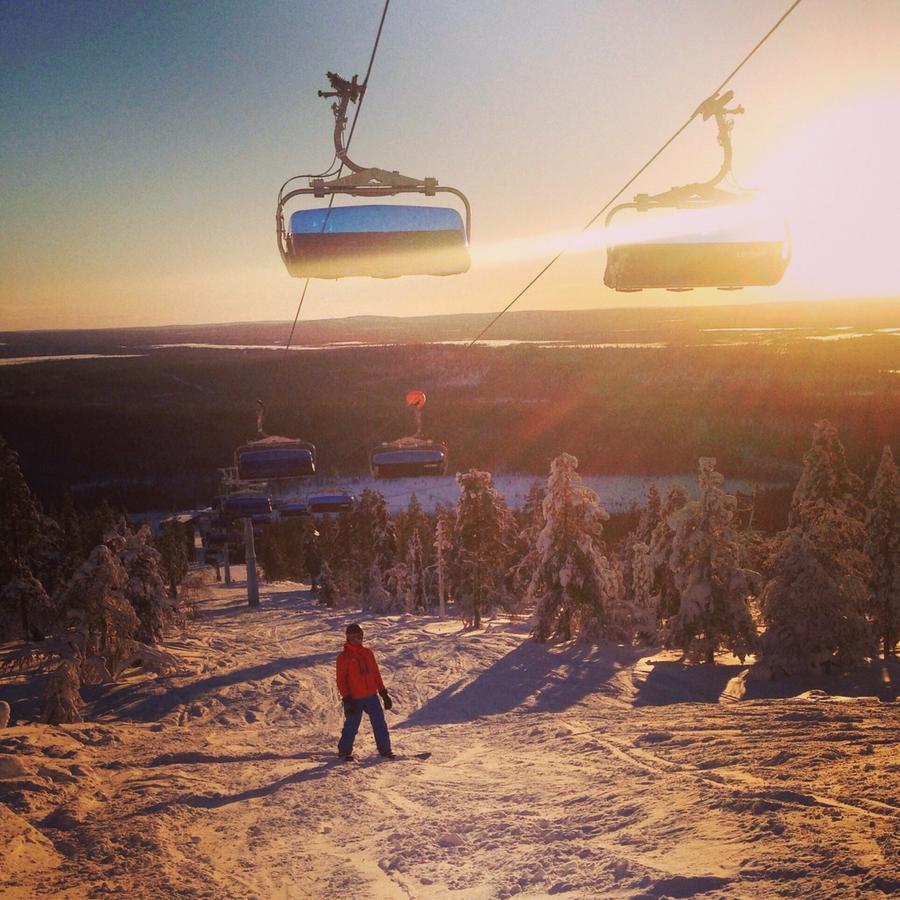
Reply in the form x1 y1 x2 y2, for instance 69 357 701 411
283 0 391 356
467 0 804 347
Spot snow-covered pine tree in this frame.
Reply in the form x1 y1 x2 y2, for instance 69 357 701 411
454 469 512 629
647 483 689 625
790 419 865 523
528 453 626 643
760 500 874 674
865 446 899 658
0 564 55 642
0 434 51 638
402 529 427 613
43 658 84 725
635 483 662 545
631 541 657 643
508 480 546 602
156 518 193 599
351 489 398 602
667 459 756 663
57 544 140 682
433 505 454 618
120 525 175 644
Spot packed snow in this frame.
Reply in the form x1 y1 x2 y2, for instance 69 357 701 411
1 571 897 899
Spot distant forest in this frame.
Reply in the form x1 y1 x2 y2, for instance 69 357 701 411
1 301 898 513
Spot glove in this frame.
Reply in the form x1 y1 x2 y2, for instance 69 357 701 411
379 689 393 711
342 697 355 718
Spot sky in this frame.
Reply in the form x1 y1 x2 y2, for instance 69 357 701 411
2 0 900 332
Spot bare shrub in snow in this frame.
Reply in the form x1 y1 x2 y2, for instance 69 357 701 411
865 446 900 657
453 469 513 629
529 453 627 643
666 459 756 663
759 500 874 674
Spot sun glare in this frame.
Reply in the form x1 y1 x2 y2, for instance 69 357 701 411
750 89 900 299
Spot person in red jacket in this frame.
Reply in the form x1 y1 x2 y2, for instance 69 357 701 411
336 623 394 761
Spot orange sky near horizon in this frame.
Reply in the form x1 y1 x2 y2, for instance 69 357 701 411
2 0 899 332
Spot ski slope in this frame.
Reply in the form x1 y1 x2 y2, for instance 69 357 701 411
1 574 897 898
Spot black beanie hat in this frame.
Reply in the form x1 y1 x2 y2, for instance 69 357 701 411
346 623 363 636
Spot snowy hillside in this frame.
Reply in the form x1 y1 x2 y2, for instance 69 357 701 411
269 472 765 515
2 573 897 899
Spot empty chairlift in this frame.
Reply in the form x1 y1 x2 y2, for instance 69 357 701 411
277 72 471 280
220 494 273 520
370 389 448 479
307 491 356 514
234 402 317 481
235 437 316 481
604 92 790 293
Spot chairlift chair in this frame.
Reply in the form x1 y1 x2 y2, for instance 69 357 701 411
370 389 447 478
604 92 790 292
370 438 448 478
235 437 316 481
277 72 471 280
307 491 356 514
234 403 316 481
274 500 311 519
220 494 273 520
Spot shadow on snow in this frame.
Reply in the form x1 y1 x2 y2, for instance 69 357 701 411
398 640 644 728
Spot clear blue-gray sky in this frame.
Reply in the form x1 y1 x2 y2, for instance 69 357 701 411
2 0 899 330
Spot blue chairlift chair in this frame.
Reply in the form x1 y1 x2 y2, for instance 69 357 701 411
277 72 471 280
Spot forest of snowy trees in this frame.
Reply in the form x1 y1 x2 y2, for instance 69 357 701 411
256 419 898 676
2 419 898 724
0 435 194 723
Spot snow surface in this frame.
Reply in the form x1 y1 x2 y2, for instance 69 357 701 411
269 473 766 516
1 574 898 899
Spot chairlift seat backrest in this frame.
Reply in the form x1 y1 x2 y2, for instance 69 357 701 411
286 205 470 279
605 239 789 291
307 492 355 514
236 441 316 480
221 495 273 519
370 443 447 478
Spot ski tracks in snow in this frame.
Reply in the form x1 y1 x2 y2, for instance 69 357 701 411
2 578 898 899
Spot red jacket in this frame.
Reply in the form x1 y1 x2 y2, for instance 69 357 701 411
336 642 386 699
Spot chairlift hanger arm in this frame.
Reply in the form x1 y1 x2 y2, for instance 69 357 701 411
605 91 746 227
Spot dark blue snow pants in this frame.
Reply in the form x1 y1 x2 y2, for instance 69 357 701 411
338 693 391 756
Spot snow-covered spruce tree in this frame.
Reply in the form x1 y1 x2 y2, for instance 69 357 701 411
667 459 757 664
0 434 52 639
156 519 192 596
432 505 454 615
759 500 874 674
401 529 427 613
508 480 546 602
351 489 398 604
57 544 140 681
635 483 662 545
631 541 657 643
316 560 340 608
528 453 627 643
790 419 864 523
119 525 175 644
647 483 689 625
0 564 55 643
454 469 513 629
865 446 899 658
43 658 84 725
